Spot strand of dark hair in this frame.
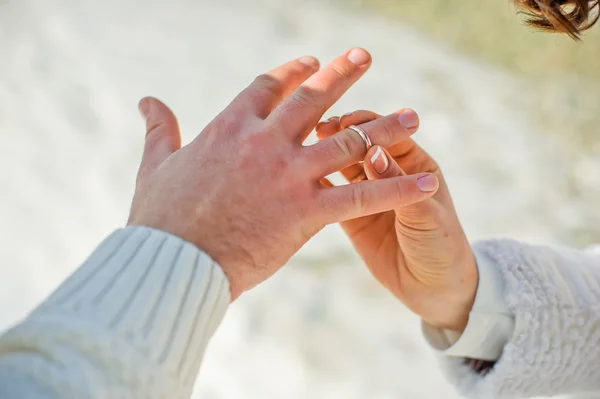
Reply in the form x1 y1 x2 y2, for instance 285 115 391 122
514 0 599 39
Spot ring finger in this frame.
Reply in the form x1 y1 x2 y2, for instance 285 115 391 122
309 109 419 178
320 111 380 182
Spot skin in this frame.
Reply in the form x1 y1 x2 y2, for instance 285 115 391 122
127 49 440 301
317 111 477 332
311 1 599 335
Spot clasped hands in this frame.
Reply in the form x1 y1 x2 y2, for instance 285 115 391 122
128 48 478 333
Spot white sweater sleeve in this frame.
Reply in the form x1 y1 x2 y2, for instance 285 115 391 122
0 226 230 399
438 238 600 399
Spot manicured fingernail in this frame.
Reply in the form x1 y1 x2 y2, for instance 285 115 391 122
398 109 419 129
370 147 389 174
417 174 438 192
347 48 370 66
341 112 353 118
139 98 151 118
298 56 319 69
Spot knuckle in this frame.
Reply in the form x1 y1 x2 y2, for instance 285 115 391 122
289 89 318 110
278 89 321 116
366 117 396 146
253 74 283 97
380 117 398 144
144 122 166 149
332 132 357 159
331 62 354 80
146 119 164 137
392 178 411 204
291 59 313 74
241 131 267 151
352 185 368 214
203 117 238 142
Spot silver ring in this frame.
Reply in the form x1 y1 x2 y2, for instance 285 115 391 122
348 125 372 152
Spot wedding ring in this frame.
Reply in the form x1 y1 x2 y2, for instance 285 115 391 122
348 125 372 152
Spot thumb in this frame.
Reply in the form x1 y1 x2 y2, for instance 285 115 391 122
364 146 439 194
364 145 440 227
363 145 407 180
137 97 182 178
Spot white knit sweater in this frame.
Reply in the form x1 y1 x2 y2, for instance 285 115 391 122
1 227 599 398
0 227 230 398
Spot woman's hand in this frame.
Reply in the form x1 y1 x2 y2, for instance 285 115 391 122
317 110 477 332
127 50 439 300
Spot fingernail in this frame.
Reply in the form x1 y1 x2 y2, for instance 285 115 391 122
341 112 353 118
417 174 438 192
370 147 389 174
347 48 370 66
398 109 419 129
298 56 319 69
319 117 334 125
139 98 151 118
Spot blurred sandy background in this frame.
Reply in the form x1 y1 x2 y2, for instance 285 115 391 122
1 0 599 397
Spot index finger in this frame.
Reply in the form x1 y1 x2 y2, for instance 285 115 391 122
227 56 320 120
318 173 439 225
268 48 372 142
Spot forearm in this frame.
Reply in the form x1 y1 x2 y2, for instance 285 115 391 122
0 227 230 399
436 239 600 398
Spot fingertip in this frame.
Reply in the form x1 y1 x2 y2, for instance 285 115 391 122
346 47 372 66
364 146 404 179
368 146 388 174
139 97 153 119
298 56 320 70
338 112 354 130
416 173 439 193
396 108 420 130
364 145 378 161
317 116 337 126
315 119 330 138
315 130 324 140
316 117 340 138
320 177 334 188
138 97 181 176
339 110 381 130
139 97 181 149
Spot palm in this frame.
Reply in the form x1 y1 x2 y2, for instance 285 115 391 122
342 140 459 293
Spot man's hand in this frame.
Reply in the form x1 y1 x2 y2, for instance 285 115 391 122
127 50 439 301
317 110 477 332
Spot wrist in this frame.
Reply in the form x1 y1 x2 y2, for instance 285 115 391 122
416 253 478 333
442 265 478 332
422 295 471 333
422 246 515 361
126 217 246 301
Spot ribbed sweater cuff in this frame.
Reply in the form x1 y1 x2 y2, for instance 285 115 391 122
28 226 230 390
